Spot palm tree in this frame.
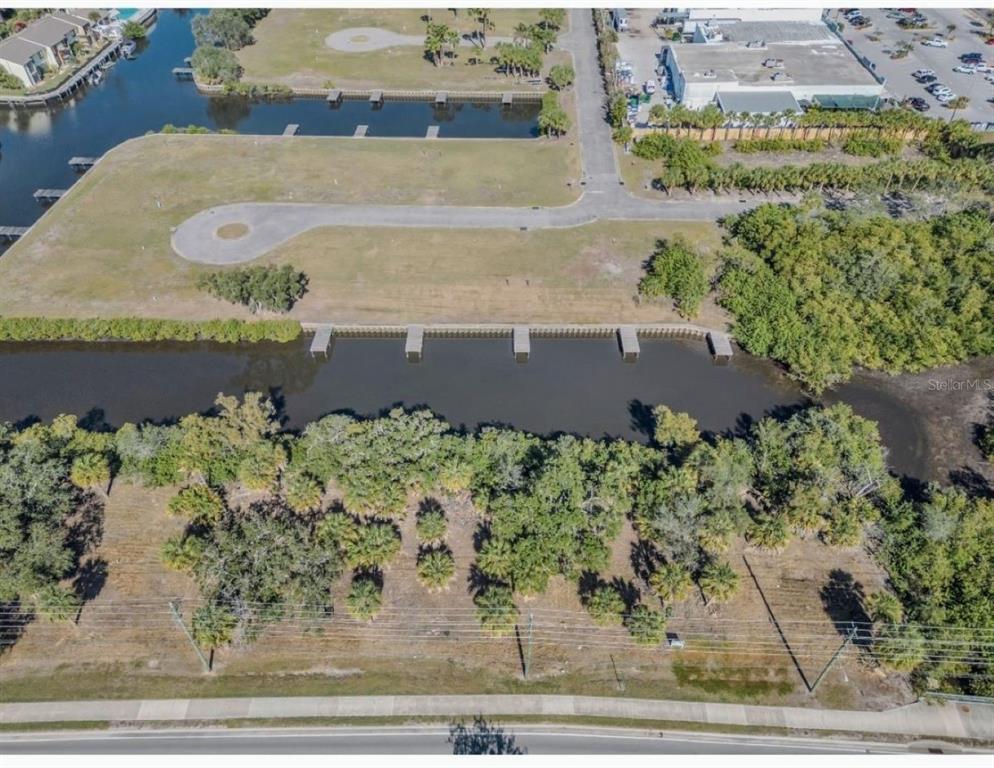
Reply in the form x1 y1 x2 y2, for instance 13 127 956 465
346 576 383 620
192 603 237 670
37 584 81 623
474 585 518 638
69 452 111 493
416 548 455 589
699 560 740 605
947 96 969 122
648 562 693 603
469 8 493 47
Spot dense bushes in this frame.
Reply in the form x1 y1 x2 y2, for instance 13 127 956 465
638 237 709 318
733 138 826 153
0 317 301 343
718 205 994 391
841 131 903 157
4 393 992 691
190 45 241 85
197 265 308 313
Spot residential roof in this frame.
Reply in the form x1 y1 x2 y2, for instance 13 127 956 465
0 34 46 65
716 90 802 114
669 41 878 87
19 16 78 48
51 11 93 29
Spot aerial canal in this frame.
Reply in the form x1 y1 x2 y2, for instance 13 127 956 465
0 335 952 484
0 10 541 227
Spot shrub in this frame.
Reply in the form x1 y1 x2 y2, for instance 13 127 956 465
221 82 293 100
733 138 826 153
168 485 226 525
346 576 383 620
121 20 146 40
548 63 574 90
584 584 626 626
474 585 519 637
161 534 206 572
638 237 709 318
197 265 309 314
0 70 24 91
699 561 740 604
0 317 302 344
746 514 791 550
648 562 693 603
841 131 903 157
416 548 455 589
625 604 666 645
191 45 241 84
538 91 570 137
282 468 323 513
416 506 447 544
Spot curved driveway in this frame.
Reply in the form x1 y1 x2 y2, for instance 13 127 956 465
173 10 772 265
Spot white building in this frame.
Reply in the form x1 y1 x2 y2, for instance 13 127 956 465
663 39 884 111
0 35 48 87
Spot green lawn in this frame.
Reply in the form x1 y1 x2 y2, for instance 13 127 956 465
0 132 730 326
237 9 570 91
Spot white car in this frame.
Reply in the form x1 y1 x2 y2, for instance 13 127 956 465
922 38 948 48
952 65 975 74
935 92 955 103
974 63 992 73
912 68 936 78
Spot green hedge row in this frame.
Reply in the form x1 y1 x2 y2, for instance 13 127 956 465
0 317 302 343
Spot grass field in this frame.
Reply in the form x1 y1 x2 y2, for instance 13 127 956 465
238 9 570 91
0 133 730 326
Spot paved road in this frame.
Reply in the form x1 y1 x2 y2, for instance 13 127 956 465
0 726 916 755
172 10 767 264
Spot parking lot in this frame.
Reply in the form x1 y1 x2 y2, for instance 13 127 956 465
835 7 994 127
613 8 670 123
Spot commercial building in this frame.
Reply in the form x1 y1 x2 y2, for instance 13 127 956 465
663 39 884 111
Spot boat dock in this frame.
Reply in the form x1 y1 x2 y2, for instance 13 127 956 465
405 325 425 362
327 89 342 104
435 92 447 106
68 156 99 172
302 324 734 364
369 90 384 105
282 124 300 136
425 125 439 139
172 68 194 80
513 326 530 362
502 92 514 106
33 189 67 204
0 40 122 108
353 124 368 138
0 226 30 242
309 325 333 357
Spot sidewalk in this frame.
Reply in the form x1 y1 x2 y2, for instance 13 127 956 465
1 695 992 742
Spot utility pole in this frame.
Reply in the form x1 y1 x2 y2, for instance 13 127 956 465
523 611 534 680
169 599 210 673
810 622 857 693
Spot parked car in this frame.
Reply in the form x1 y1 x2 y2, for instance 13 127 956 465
925 82 948 93
912 68 935 78
905 97 930 112
922 38 948 48
917 74 938 84
843 9 862 21
952 65 975 74
960 52 983 61
935 92 955 103
851 16 871 29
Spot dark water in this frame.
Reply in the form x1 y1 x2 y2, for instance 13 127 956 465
0 10 540 227
0 336 930 480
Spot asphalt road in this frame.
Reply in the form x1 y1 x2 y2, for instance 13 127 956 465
0 726 911 755
834 7 994 126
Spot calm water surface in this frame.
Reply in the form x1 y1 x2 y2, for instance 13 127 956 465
0 337 930 480
0 10 539 227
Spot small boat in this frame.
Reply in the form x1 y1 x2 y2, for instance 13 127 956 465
121 40 137 58
89 70 103 86
100 59 116 71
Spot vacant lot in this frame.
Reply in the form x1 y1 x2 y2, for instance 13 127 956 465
0 133 729 326
238 9 571 91
0 481 904 709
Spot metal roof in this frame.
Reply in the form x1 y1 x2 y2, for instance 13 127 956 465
811 94 881 110
0 35 46 65
716 90 802 114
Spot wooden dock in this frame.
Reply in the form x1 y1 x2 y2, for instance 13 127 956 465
172 68 194 80
513 326 530 362
0 226 30 242
707 331 734 363
309 326 333 357
0 39 122 108
405 325 424 362
353 124 368 138
619 325 640 362
425 125 439 139
33 189 67 203
68 156 99 171
282 123 300 136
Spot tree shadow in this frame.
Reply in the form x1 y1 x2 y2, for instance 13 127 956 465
948 466 992 499
629 538 657 583
819 569 871 645
73 557 108 603
627 399 655 440
448 717 526 755
66 491 105 560
0 600 31 653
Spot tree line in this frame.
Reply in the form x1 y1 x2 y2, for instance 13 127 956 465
190 9 269 86
4 394 991 694
0 317 301 343
197 265 308 313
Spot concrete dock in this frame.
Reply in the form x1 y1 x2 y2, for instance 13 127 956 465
309 326 333 357
425 125 439 139
353 124 368 138
282 124 299 136
405 325 424 362
33 189 67 203
513 326 530 362
68 156 99 171
370 90 383 105
619 325 640 362
707 331 734 362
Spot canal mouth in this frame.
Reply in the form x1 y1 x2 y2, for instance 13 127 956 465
216 223 250 240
